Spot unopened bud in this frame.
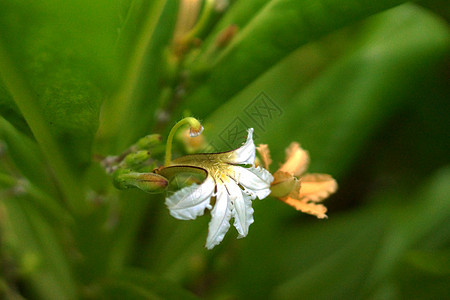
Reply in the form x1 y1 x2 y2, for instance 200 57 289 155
113 169 168 193
124 150 151 168
136 134 162 150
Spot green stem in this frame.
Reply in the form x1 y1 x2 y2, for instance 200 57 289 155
164 117 202 166
0 41 86 214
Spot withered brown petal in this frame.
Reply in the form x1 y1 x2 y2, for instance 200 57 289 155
279 142 310 177
280 197 328 219
272 170 293 185
298 173 338 202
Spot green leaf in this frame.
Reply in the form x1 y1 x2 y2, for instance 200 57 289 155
101 268 199 299
0 0 122 213
203 4 449 173
183 0 410 115
0 0 119 171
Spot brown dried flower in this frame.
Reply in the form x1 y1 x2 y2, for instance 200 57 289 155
257 142 337 219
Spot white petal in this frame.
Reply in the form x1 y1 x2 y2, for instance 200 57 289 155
206 183 232 249
232 166 273 199
228 128 255 165
166 176 215 220
227 180 254 238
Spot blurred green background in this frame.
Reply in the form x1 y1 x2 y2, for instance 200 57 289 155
0 0 449 299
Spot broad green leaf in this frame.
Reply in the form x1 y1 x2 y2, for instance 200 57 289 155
101 268 199 299
0 0 119 171
182 0 410 115
203 4 449 172
0 0 123 213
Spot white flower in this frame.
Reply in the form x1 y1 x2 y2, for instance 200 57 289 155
159 128 273 249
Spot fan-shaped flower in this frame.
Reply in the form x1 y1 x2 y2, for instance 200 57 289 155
156 128 273 249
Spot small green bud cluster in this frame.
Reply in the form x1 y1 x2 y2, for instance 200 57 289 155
109 134 168 193
107 117 205 194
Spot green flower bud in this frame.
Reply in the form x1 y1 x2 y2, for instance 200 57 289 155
113 169 168 193
124 150 151 168
136 134 162 150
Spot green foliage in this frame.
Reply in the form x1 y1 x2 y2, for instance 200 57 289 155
0 0 449 299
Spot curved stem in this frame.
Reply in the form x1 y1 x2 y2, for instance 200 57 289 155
164 117 202 166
